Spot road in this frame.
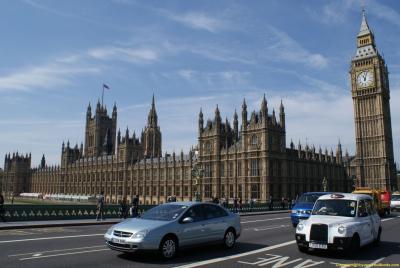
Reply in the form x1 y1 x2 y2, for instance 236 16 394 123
0 212 399 268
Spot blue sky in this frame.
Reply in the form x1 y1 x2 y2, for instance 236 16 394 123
1 0 399 167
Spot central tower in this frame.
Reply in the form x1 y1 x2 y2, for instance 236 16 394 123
350 10 397 190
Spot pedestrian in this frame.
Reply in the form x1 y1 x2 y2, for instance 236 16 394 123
96 191 105 221
268 195 273 211
212 196 219 204
119 199 128 219
0 194 5 222
238 198 243 212
281 197 285 210
233 197 238 213
131 195 139 218
291 198 296 209
249 198 254 212
11 193 14 205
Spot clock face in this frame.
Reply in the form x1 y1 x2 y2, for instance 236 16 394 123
357 70 374 88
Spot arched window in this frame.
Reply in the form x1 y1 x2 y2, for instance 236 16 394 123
251 135 258 145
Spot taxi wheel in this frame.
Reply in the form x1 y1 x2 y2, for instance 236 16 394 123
223 228 236 249
159 235 178 259
373 228 381 247
347 234 360 255
297 245 308 253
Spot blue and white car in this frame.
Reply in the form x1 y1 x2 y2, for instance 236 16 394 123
104 202 241 259
295 193 381 254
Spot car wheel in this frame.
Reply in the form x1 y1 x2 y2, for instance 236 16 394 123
223 228 236 249
373 228 381 247
347 234 360 255
159 236 178 259
297 245 308 253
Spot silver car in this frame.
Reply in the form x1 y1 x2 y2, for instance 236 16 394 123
104 202 241 258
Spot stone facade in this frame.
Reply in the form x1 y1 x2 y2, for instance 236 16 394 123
2 95 351 204
350 11 397 191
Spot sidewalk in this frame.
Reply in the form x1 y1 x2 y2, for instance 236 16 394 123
0 210 290 230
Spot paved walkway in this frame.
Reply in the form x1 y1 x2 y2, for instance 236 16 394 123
0 210 290 230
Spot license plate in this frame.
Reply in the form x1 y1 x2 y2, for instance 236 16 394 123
309 242 327 249
112 238 126 243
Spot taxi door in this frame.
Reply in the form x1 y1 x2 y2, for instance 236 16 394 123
357 200 373 245
366 199 380 240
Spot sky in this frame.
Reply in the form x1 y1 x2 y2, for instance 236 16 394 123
0 0 399 167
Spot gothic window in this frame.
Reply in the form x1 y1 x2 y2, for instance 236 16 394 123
221 163 225 177
221 185 225 197
238 185 242 199
204 141 212 154
205 163 212 177
152 187 157 196
146 186 150 196
167 186 172 196
251 184 260 199
160 186 165 196
251 159 259 176
184 186 189 196
204 184 212 198
229 162 234 177
238 162 242 176
176 186 181 196
251 135 258 146
229 185 234 198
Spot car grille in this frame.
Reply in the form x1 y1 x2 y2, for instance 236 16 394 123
113 230 133 238
310 224 328 243
107 241 132 249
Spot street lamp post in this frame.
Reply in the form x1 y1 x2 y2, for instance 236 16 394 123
191 162 204 202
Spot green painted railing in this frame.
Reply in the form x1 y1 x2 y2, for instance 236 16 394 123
1 202 289 222
2 204 155 222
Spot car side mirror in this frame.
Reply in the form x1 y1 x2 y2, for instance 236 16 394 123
182 217 194 224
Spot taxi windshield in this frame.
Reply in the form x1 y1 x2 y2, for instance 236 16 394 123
312 199 357 217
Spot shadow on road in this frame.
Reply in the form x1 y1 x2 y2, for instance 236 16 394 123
117 241 266 265
303 240 400 261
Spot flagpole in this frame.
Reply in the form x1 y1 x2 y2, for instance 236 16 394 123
102 85 104 107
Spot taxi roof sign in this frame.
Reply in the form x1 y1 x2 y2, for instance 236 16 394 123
330 194 345 199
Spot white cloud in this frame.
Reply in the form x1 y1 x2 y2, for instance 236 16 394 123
264 26 329 69
167 12 226 33
0 64 101 92
87 47 159 63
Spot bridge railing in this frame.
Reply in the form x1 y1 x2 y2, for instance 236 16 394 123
1 202 289 222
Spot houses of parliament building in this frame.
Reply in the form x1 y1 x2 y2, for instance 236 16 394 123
1 10 397 204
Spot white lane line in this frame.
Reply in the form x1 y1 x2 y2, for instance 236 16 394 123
243 225 290 231
19 249 109 261
0 233 104 244
173 240 296 268
9 245 105 257
241 217 290 224
364 258 385 268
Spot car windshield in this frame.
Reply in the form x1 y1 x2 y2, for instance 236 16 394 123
392 195 400 201
297 194 324 203
140 204 188 221
312 199 357 217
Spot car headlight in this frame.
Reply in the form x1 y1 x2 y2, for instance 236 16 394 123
338 225 346 234
291 210 297 214
297 223 304 231
106 228 113 235
132 229 149 239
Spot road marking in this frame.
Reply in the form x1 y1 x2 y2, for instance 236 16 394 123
365 258 385 268
173 240 296 268
9 245 105 257
244 225 289 231
0 233 104 244
241 217 290 224
19 249 109 261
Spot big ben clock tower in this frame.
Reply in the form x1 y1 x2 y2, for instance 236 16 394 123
350 10 397 190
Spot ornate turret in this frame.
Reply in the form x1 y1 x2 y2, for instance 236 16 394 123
279 100 285 129
242 98 247 130
198 108 204 133
260 94 268 121
233 109 238 141
40 154 46 168
147 94 158 127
